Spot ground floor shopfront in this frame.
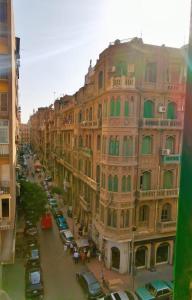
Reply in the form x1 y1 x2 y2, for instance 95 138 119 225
92 227 174 274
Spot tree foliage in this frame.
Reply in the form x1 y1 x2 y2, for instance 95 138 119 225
51 186 64 196
20 180 47 222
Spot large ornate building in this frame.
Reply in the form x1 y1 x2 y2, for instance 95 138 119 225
0 0 20 263
30 38 185 273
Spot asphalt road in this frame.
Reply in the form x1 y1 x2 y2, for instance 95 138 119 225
39 202 87 300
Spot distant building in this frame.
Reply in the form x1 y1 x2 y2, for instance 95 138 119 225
30 38 185 273
20 123 30 145
0 0 20 264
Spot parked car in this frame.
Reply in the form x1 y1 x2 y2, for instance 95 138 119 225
51 207 63 218
135 288 155 300
55 215 68 230
98 290 138 300
41 213 52 229
136 280 172 300
164 281 173 291
60 230 74 245
25 267 44 299
26 246 40 262
76 271 104 299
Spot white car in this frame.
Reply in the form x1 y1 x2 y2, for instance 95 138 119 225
60 229 74 245
98 290 138 300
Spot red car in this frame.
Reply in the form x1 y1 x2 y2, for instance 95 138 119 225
41 213 52 229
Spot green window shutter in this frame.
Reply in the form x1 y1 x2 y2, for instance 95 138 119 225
109 138 113 155
110 98 115 116
108 175 113 191
115 140 119 156
167 102 176 119
163 171 173 189
144 100 154 118
122 176 126 192
142 172 151 190
124 101 129 117
166 137 174 153
142 136 152 154
127 175 131 191
112 139 116 155
115 97 121 116
113 175 118 192
116 61 127 76
127 137 133 156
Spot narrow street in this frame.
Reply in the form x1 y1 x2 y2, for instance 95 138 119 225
40 219 87 300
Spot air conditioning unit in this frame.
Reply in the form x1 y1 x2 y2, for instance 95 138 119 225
109 66 116 73
158 105 166 113
161 149 171 155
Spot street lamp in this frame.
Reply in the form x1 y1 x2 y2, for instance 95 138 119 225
131 226 137 291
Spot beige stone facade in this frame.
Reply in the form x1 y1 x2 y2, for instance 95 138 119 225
20 123 30 145
30 38 185 273
0 0 20 263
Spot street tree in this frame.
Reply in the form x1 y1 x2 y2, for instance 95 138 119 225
20 180 47 222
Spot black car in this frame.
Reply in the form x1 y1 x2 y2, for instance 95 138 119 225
25 267 44 299
76 271 104 299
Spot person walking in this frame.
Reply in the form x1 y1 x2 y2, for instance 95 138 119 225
74 251 79 264
87 249 91 263
70 242 74 254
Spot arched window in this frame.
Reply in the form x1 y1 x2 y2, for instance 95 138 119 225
79 135 83 147
112 210 117 227
97 135 101 151
144 100 154 118
98 70 103 89
79 110 82 123
110 97 115 116
114 137 119 156
121 176 126 192
161 203 171 221
140 171 151 190
139 205 149 224
103 100 107 118
120 210 129 228
107 208 112 226
124 100 129 117
156 243 169 263
167 102 176 119
113 175 118 192
116 61 127 76
135 246 148 268
127 175 131 191
89 107 92 121
165 136 175 154
123 136 133 156
142 136 152 154
101 173 106 188
102 136 106 154
115 97 121 116
163 170 173 189
96 165 100 184
108 175 113 191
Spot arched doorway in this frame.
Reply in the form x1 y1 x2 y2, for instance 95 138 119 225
156 243 169 264
111 247 120 270
135 246 148 268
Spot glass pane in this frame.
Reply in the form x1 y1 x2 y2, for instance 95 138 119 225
142 136 152 154
124 101 129 116
115 97 121 116
144 100 154 118
167 102 176 119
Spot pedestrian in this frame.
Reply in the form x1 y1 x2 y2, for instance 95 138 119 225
87 249 90 263
74 251 79 264
80 251 85 264
64 244 67 253
73 251 76 263
70 242 74 254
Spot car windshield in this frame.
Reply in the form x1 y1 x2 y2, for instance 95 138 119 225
146 284 156 295
113 293 121 300
30 271 40 285
90 282 100 291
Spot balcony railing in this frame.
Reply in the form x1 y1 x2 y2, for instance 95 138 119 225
139 118 183 129
0 219 13 230
0 144 9 156
161 154 181 164
157 220 176 232
137 188 179 200
0 181 10 194
80 119 102 129
79 195 91 212
110 76 135 89
101 154 137 166
79 147 93 157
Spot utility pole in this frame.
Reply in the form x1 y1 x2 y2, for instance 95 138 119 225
174 1 192 299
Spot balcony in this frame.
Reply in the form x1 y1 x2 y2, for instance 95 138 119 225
0 181 10 194
80 119 102 129
137 188 179 200
79 147 93 157
166 83 185 93
157 220 176 233
161 154 181 164
101 154 137 166
102 117 137 128
0 144 9 156
0 219 13 230
79 195 91 212
139 118 183 129
109 76 135 90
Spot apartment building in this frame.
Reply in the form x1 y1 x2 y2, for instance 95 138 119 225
30 38 185 273
20 123 30 145
0 0 20 263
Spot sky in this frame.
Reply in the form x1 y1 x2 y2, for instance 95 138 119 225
13 0 191 123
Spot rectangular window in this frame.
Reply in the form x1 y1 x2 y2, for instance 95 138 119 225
0 93 8 111
0 1 7 23
0 119 8 143
2 198 9 217
0 55 10 79
145 62 157 82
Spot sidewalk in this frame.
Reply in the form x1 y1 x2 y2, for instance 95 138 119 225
65 212 173 292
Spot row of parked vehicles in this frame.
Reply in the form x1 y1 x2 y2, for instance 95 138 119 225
75 270 173 300
24 219 44 300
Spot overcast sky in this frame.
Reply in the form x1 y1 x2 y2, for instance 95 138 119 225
13 0 191 123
